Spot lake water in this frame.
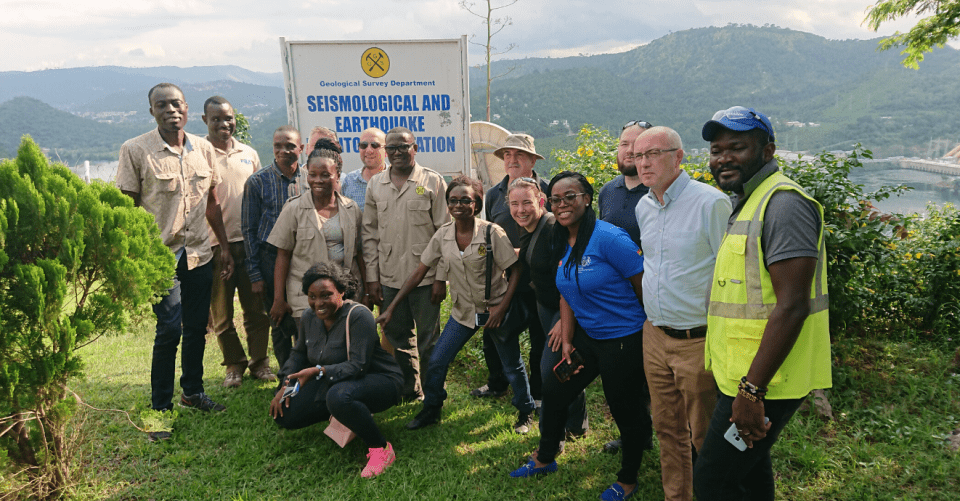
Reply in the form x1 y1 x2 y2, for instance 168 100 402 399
847 162 960 215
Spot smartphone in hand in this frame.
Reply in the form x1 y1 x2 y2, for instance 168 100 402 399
724 417 770 451
281 380 300 400
553 350 585 383
475 311 491 327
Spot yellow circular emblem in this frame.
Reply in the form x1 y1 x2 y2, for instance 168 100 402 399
416 186 425 195
361 47 389 78
478 246 487 257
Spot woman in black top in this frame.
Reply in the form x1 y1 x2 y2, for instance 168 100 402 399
269 262 403 478
509 178 589 438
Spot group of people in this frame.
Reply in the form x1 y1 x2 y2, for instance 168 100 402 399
118 81 832 500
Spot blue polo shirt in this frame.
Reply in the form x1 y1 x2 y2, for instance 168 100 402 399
556 220 646 340
598 175 649 248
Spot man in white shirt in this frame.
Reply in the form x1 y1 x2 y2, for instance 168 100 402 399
634 126 732 501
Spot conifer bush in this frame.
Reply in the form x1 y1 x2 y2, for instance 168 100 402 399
0 136 174 498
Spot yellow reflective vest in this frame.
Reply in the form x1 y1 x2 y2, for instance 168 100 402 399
705 171 832 399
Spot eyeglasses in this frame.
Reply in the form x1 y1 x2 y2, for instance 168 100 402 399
622 120 654 130
631 148 679 161
359 142 381 149
448 198 476 206
384 142 415 153
547 192 586 206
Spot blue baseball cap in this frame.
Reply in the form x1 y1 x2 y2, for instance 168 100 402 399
702 106 775 142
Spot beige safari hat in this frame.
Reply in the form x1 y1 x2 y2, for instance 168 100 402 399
494 133 545 160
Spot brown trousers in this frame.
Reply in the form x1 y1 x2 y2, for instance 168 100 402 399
643 320 717 501
209 241 272 368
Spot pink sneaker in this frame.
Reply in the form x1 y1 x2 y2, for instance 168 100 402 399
361 442 395 478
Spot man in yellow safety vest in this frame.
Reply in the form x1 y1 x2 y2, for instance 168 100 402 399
693 106 831 500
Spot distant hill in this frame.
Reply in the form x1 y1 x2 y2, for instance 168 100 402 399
0 65 283 110
0 97 144 163
471 25 960 157
4 26 960 165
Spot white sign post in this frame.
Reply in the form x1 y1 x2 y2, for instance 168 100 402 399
280 37 471 178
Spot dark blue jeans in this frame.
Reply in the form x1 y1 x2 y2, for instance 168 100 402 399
693 392 806 501
151 254 213 411
258 247 297 369
483 287 544 397
425 318 536 414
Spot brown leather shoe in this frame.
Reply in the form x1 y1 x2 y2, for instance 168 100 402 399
223 363 246 388
249 360 277 382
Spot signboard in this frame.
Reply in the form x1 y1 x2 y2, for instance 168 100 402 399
280 37 471 177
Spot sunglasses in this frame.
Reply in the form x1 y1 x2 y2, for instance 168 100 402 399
547 192 586 206
622 120 654 130
448 198 476 206
384 142 415 153
359 142 381 149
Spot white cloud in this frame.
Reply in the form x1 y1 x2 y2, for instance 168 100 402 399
0 0 949 73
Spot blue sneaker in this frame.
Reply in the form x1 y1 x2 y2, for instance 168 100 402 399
509 459 558 478
599 482 636 501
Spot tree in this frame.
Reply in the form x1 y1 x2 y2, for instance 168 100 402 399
865 0 960 68
234 111 252 146
460 0 519 122
0 137 175 498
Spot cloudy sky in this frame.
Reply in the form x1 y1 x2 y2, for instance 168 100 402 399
0 0 927 73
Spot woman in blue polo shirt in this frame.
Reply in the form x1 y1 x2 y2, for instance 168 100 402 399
510 171 650 501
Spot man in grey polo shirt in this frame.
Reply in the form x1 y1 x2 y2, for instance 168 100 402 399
634 126 731 501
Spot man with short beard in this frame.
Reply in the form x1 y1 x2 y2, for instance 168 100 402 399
596 120 654 455
202 96 274 388
694 106 831 500
597 120 654 247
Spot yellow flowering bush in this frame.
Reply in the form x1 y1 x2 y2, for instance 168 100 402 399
551 124 619 194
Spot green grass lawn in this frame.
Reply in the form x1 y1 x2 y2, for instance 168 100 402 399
66 302 960 500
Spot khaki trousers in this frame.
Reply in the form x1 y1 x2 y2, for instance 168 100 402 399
643 320 717 501
209 241 272 368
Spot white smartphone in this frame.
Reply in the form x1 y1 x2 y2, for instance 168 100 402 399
724 417 770 452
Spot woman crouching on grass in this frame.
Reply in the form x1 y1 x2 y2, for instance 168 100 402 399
377 176 538 434
270 262 403 478
510 171 651 501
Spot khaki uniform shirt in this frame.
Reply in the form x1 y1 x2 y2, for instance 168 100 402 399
207 138 260 246
362 163 449 288
116 129 220 270
421 219 517 328
267 192 362 317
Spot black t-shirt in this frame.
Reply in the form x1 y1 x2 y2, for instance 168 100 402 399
518 213 561 310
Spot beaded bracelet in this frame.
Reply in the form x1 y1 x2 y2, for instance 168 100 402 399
738 376 767 402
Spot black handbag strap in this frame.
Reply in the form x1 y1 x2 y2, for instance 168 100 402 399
525 212 552 266
484 224 493 303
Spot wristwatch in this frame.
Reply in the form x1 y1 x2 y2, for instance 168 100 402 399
315 364 324 380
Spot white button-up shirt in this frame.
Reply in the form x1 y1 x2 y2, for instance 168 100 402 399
635 170 732 329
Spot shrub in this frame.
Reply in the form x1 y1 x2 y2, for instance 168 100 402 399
550 124 619 192
0 136 175 498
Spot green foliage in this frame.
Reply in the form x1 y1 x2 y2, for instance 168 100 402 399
895 203 960 334
866 0 960 68
0 136 174 498
550 124 619 193
233 111 252 146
